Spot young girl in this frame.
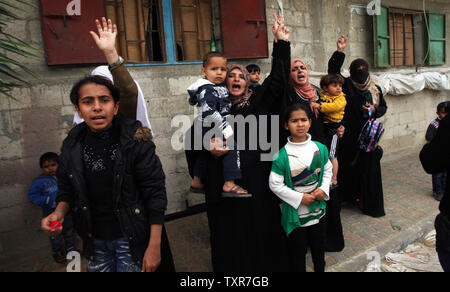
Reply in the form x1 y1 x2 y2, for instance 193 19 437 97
269 103 333 272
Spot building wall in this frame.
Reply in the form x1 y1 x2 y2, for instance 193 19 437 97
0 0 449 261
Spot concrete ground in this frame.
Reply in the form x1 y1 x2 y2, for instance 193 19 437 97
0 147 442 272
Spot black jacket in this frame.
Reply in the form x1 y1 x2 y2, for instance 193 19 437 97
56 118 167 265
420 115 450 216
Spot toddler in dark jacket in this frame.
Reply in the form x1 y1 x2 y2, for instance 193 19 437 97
187 52 250 197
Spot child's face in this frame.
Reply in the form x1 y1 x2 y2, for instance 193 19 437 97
249 71 261 83
202 57 227 85
42 160 58 177
75 82 119 132
437 109 447 120
284 109 311 142
323 82 342 96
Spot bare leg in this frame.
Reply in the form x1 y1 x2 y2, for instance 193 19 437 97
331 158 338 185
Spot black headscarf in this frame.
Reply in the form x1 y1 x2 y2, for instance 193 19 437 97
349 58 380 107
350 58 370 84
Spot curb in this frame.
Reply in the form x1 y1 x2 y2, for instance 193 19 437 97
326 211 438 272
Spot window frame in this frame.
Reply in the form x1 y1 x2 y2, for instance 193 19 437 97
373 4 447 68
125 0 203 67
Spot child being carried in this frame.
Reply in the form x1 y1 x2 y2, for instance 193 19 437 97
187 52 250 198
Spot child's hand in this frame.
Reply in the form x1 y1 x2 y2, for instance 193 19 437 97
301 193 316 206
210 138 229 157
311 188 326 201
41 212 64 237
90 17 117 52
142 244 161 272
311 102 321 110
89 17 119 64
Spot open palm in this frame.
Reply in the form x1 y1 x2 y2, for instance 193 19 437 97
90 17 117 52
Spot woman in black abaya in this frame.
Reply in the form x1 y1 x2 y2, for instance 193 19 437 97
328 36 387 218
202 15 291 272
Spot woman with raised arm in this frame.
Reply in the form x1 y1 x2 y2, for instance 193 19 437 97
328 36 387 218
202 14 291 272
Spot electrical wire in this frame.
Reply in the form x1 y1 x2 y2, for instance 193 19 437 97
422 0 431 65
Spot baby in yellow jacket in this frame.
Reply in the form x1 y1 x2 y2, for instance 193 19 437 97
312 74 346 186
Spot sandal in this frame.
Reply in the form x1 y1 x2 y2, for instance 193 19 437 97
221 185 252 198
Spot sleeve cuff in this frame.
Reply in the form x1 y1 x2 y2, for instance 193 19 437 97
222 125 234 140
273 40 290 58
149 210 165 225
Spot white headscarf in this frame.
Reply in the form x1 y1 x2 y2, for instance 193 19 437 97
73 66 153 134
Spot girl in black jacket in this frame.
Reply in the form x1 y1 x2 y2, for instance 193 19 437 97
41 76 174 272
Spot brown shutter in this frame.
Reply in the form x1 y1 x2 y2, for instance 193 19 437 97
219 0 268 59
39 0 106 65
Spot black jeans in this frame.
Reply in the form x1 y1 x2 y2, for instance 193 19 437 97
435 213 450 272
288 220 326 272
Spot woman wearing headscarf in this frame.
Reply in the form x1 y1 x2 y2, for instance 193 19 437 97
201 15 291 272
328 36 387 218
284 59 327 145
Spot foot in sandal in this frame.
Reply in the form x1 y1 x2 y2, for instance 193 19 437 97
190 176 205 194
222 181 252 198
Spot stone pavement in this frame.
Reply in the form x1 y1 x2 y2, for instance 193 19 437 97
0 147 441 272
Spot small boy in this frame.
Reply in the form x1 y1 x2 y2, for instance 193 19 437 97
28 152 76 264
246 64 262 89
426 101 449 201
187 52 249 197
311 74 347 186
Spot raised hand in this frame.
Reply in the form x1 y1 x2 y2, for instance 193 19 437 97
272 13 290 42
337 35 347 52
89 17 119 64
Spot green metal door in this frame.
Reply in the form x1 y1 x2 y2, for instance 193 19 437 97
373 4 390 68
426 12 446 66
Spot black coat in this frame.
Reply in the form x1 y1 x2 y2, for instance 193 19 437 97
328 51 387 217
420 115 450 216
203 41 291 272
56 118 174 269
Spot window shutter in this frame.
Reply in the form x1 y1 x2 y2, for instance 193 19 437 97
39 0 106 65
426 12 446 66
219 0 268 59
373 4 390 68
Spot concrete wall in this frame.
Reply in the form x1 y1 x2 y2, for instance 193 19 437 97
0 0 449 261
